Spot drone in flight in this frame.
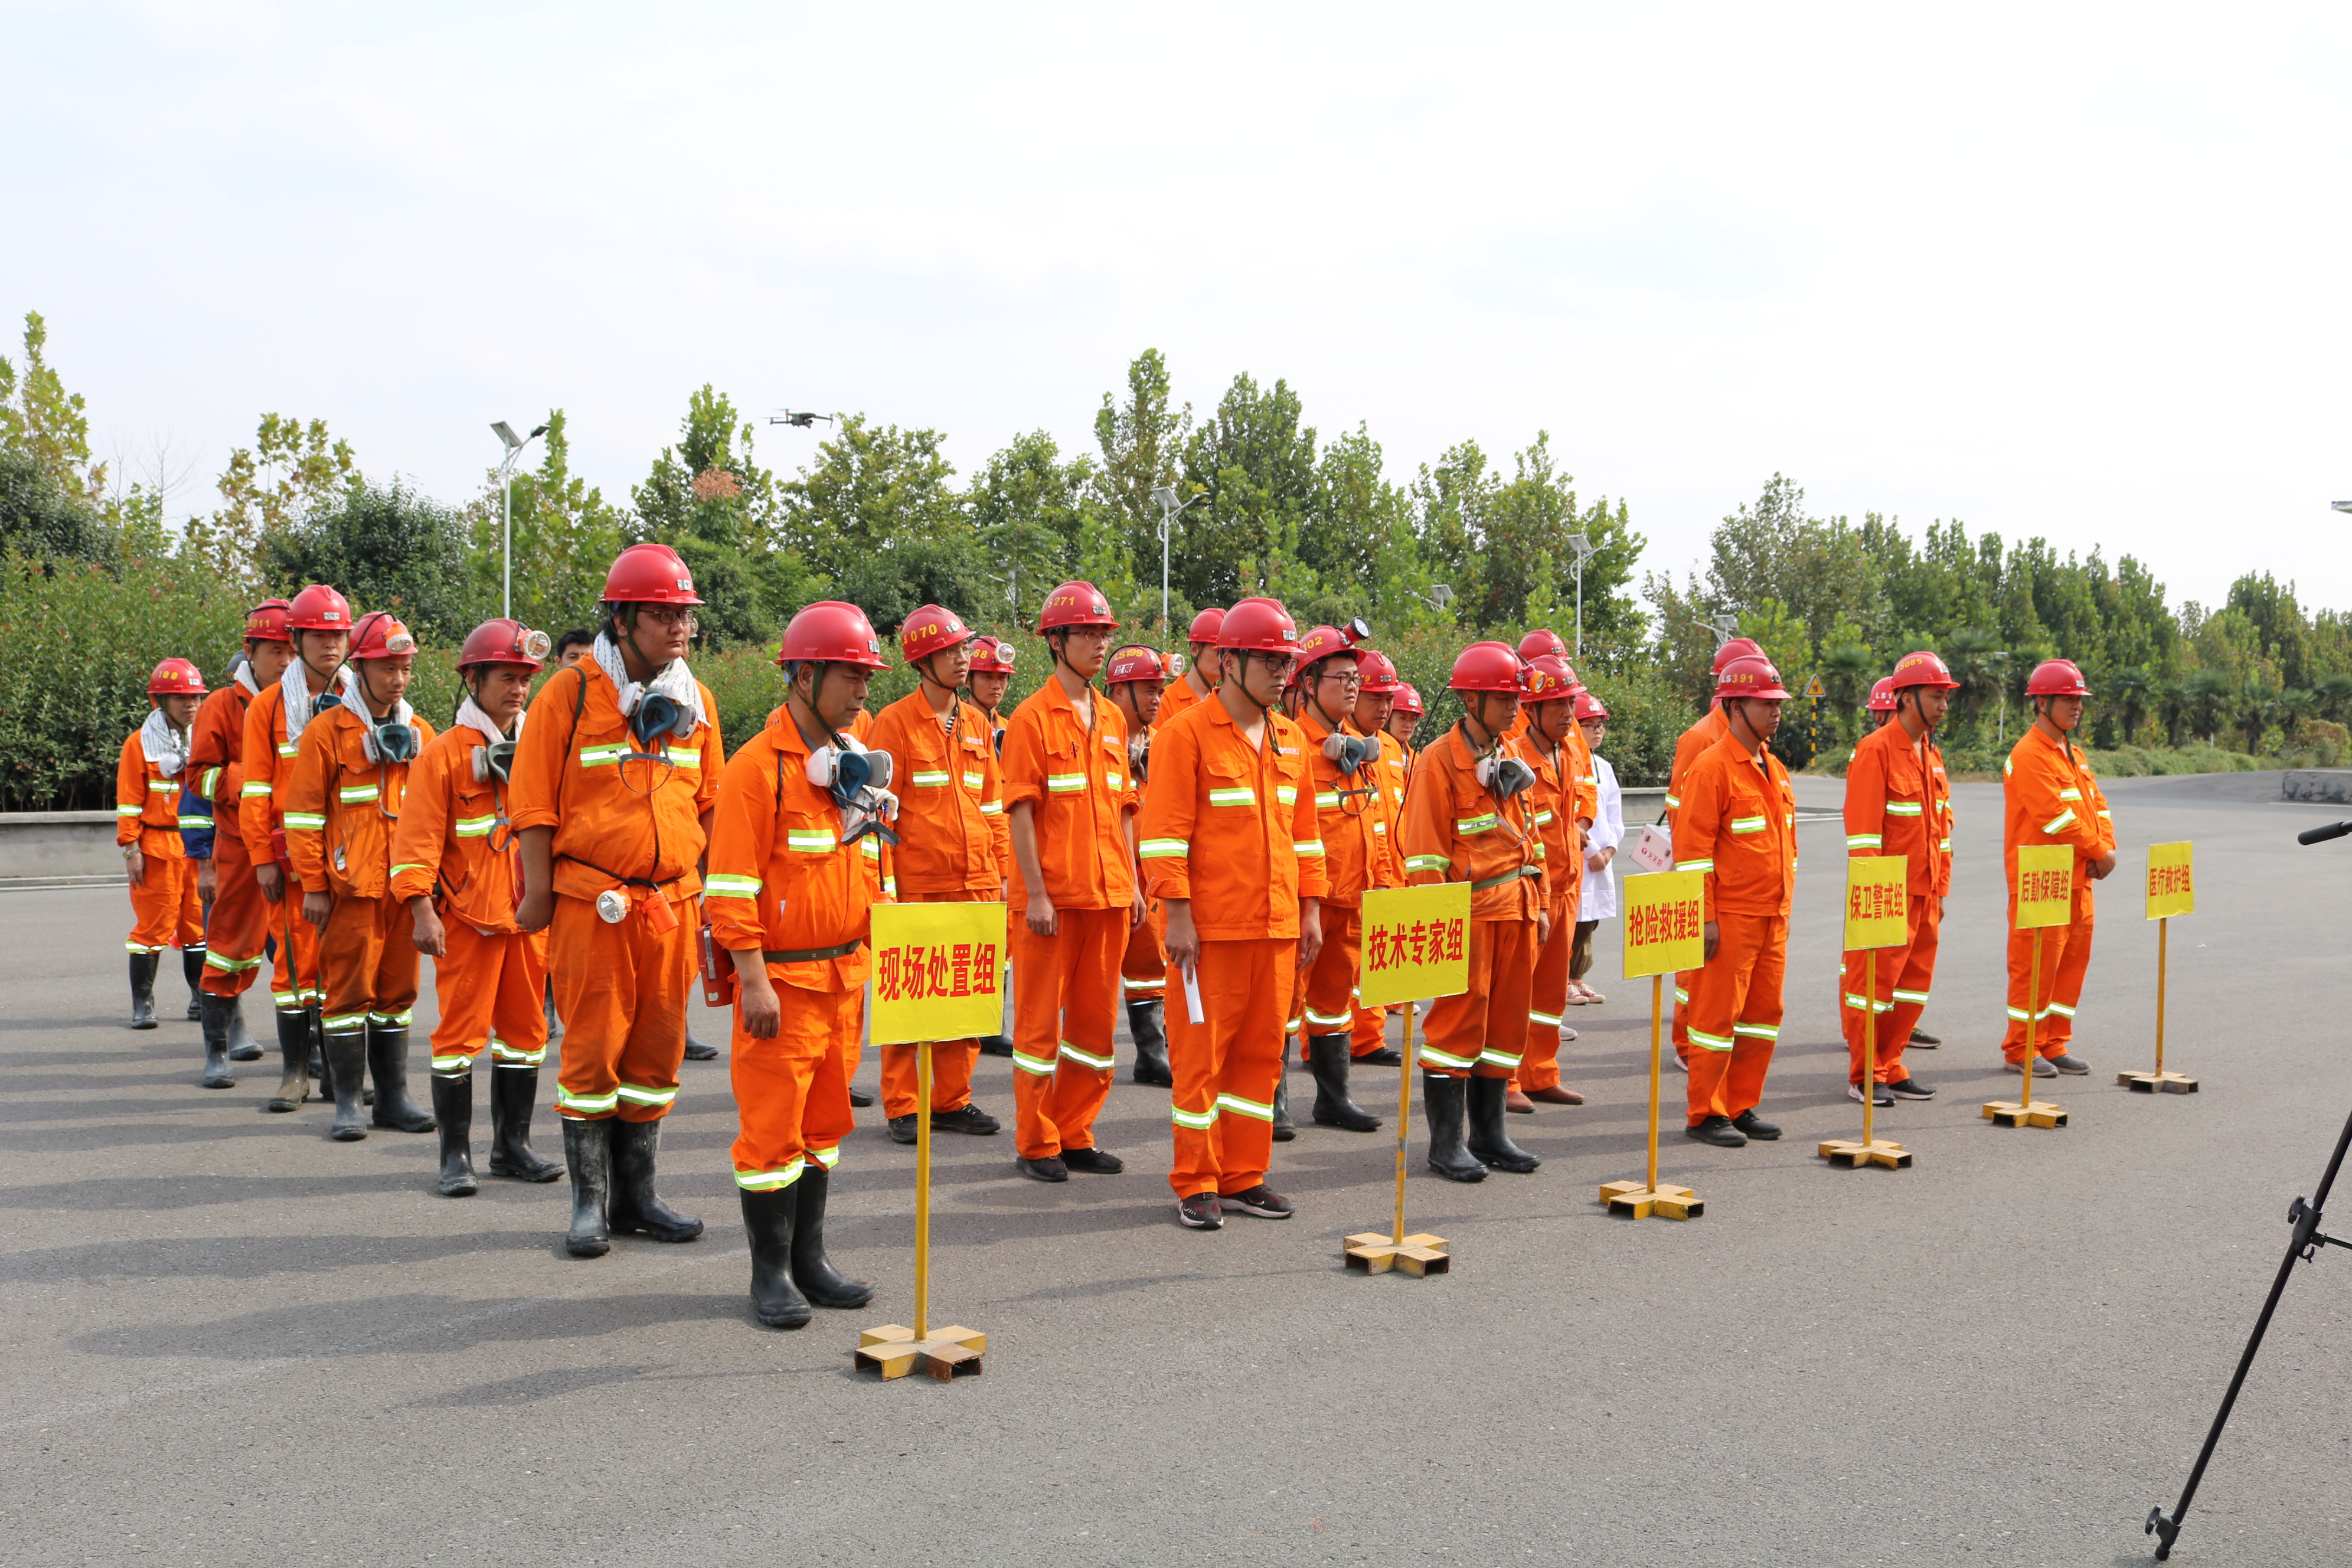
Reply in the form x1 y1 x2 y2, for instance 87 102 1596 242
769 410 834 429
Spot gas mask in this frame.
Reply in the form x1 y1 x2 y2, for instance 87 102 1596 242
361 720 419 765
806 734 900 847
630 692 694 748
1128 733 1151 785
1322 733 1380 776
1475 754 1536 801
471 740 517 783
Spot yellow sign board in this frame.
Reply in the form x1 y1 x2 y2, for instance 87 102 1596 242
2014 844 2075 930
1843 855 1911 950
1358 883 1473 1007
2146 841 2194 920
1622 868 1705 978
868 902 1008 1046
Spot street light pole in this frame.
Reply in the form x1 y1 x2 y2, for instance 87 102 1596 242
491 420 547 621
1150 484 1204 648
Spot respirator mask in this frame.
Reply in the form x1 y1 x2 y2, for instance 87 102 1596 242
1322 733 1380 776
471 740 517 783
1476 754 1537 801
806 733 900 847
361 721 419 765
630 692 694 749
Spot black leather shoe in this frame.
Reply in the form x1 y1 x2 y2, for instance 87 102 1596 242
979 1034 1015 1058
931 1102 1001 1136
848 1085 875 1108
1358 1046 1403 1067
682 1030 719 1062
1731 1109 1782 1141
887 1114 918 1145
1061 1146 1123 1174
1686 1115 1747 1148
1906 1027 1940 1048
1017 1155 1068 1182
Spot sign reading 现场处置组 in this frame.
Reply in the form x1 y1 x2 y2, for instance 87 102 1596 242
869 902 1008 1046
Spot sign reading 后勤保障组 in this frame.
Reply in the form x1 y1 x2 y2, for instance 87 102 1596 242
1622 868 1704 978
868 902 1008 1046
1357 883 1473 1007
2145 841 2194 920
2014 844 2074 930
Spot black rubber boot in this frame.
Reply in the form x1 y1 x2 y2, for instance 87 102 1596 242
682 1028 718 1062
182 946 205 1021
1128 1001 1173 1087
740 1186 811 1328
266 1008 311 1111
979 1034 1015 1058
1272 1064 1295 1142
325 1027 369 1141
609 1118 704 1242
197 992 236 1089
367 1026 436 1133
562 1117 612 1257
224 995 262 1061
1466 1074 1541 1173
486 1067 563 1182
128 952 159 1030
1422 1073 1487 1182
431 1074 477 1197
306 1008 330 1100
789 1166 874 1310
1306 1033 1380 1131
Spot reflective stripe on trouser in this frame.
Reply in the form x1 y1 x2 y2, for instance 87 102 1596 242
426 917 550 1076
320 892 420 1048
881 887 992 1119
1838 892 1938 1085
1118 901 1167 1003
1421 916 1537 1080
1008 906 1125 1159
1515 893 1576 1092
1684 911 1785 1126
267 888 325 1012
199 827 271 998
2002 900 2093 1061
729 978 858 1189
1670 967 1698 1061
125 850 202 953
550 889 694 1121
1300 904 1361 1042
1166 935 1296 1198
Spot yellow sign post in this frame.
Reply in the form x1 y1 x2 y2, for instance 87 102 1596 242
1344 881 1473 1276
1600 869 1707 1219
1819 855 1915 1170
854 901 1005 1381
2122 841 2199 1094
1985 845 2072 1129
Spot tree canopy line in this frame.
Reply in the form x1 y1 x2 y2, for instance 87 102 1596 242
2 309 2342 808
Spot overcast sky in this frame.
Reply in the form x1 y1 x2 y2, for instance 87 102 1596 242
6 3 2350 619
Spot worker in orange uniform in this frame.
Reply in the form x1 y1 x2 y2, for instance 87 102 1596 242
1001 581 1142 1181
1835 649 1958 1108
1662 635 1765 1068
119 659 208 1037
1386 682 1424 758
511 543 721 1259
185 602 290 1094
1675 654 1798 1148
241 584 357 1108
1141 597 1325 1228
963 635 1020 1059
1104 643 1174 1087
1511 651 1595 1111
2001 658 2115 1076
866 605 1007 1144
390 619 564 1195
1286 623 1386 1132
1344 649 1409 1068
282 610 437 1142
707 602 893 1328
1397 641 1544 1181
1155 606 1224 731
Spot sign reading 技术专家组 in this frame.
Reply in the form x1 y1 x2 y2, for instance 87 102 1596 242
1843 855 1910 950
2014 844 2075 930
1622 868 1705 978
2146 841 2194 920
1357 882 1473 1008
868 902 1008 1046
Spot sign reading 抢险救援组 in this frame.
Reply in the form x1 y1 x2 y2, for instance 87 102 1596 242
1622 868 1704 978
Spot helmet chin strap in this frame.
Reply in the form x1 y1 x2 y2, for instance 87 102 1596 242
1223 651 1278 716
914 649 960 699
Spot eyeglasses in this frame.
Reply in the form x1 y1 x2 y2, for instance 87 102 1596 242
639 606 698 630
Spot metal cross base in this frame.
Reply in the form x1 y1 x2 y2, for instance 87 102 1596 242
855 1324 986 1381
2120 1069 2199 1095
1817 1137 1912 1170
1343 1231 1450 1276
1599 1180 1703 1219
1982 1098 2067 1128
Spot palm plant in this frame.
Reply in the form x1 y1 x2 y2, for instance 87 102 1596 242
2234 677 2281 754
2315 671 2352 726
1941 627 2006 724
2105 665 2153 746
2182 668 2233 746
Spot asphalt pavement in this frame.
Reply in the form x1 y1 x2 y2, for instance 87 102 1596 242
6 770 2352 1567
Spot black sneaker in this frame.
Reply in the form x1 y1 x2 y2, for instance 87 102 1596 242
1177 1192 1223 1229
1685 1115 1746 1148
2051 1054 2089 1074
1060 1145 1123 1174
1732 1110 1782 1141
887 1114 918 1145
1219 1184 1293 1219
849 1085 875 1108
1907 1028 1940 1048
1016 1155 1067 1182
931 1103 1001 1136
1358 1046 1403 1067
1887 1076 1936 1100
1848 1082 1895 1108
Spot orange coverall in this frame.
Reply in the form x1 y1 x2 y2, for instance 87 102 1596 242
1119 718 1169 1010
241 681 333 1018
1664 704 1729 1060
389 717 550 1076
1400 725 1542 1079
508 661 723 1122
1840 717 1953 1085
282 703 435 1047
1140 697 1326 1199
188 679 268 999
1675 730 1796 1126
1514 724 1596 1093
1157 672 1208 729
707 707 888 1192
116 731 201 955
2001 727 2113 1061
867 688 1006 1119
1295 709 1388 1050
1351 729 1412 1057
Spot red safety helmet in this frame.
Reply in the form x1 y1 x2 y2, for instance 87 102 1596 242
1187 607 1227 646
778 601 890 670
348 610 417 661
285 584 352 632
1711 636 1765 676
1217 597 1301 652
1294 625 1361 678
243 599 292 644
2027 658 2090 698
1356 649 1403 695
459 619 550 672
148 657 207 697
1449 640 1527 695
1715 654 1791 701
602 541 703 606
899 605 974 665
1037 581 1118 632
1106 644 1167 685
1517 629 1569 662
1866 677 1897 713
967 636 1015 675
1393 682 1425 717
1891 649 1961 691
1573 690 1610 723
1521 654 1577 704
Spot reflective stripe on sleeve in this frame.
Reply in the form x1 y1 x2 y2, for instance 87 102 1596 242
2041 808 2077 835
1138 837 1188 859
704 873 763 899
283 812 327 830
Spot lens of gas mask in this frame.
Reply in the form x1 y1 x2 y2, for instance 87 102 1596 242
1476 754 1536 801
630 692 692 747
366 721 418 765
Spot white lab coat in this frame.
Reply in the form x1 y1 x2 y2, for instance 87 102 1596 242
1579 752 1623 922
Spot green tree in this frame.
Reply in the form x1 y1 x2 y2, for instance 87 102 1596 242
1092 349 1193 618
0 448 111 564
188 414 358 587
259 476 479 643
633 386 807 648
0 312 104 504
966 430 1089 626
1174 372 1319 609
2106 665 2155 746
776 411 969 638
466 409 625 636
